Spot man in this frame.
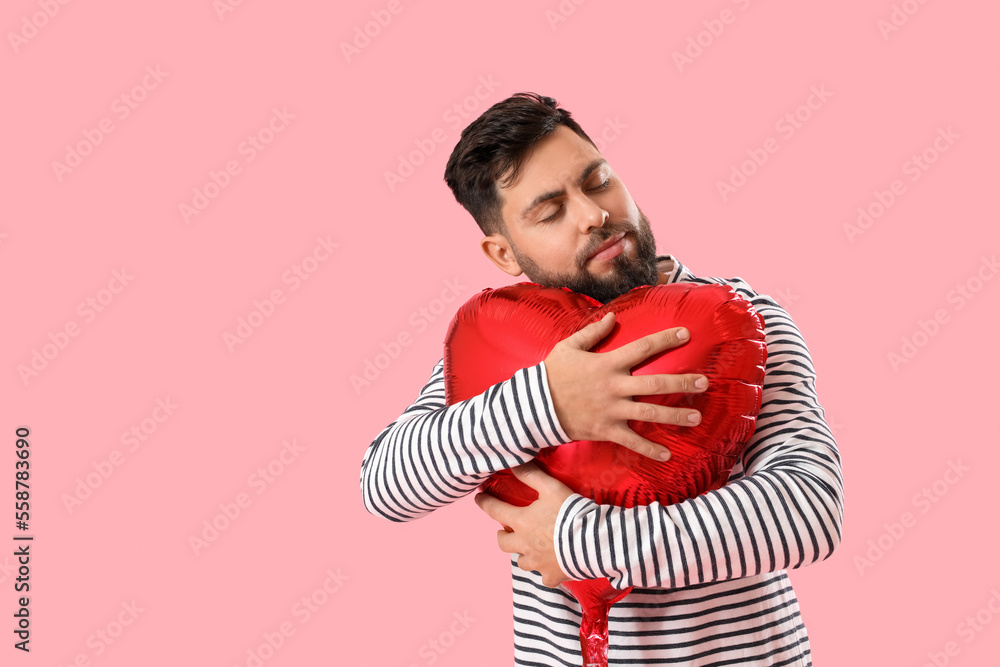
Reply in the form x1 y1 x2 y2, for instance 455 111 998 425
360 92 843 665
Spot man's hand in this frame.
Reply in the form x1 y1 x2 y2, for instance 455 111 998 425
544 312 709 461
474 461 574 588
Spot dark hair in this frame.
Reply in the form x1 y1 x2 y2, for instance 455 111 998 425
443 92 596 236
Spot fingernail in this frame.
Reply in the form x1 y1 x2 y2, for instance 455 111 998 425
659 450 671 461
676 328 689 341
695 377 708 389
687 412 701 424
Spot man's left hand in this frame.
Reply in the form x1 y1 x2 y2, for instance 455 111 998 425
474 461 575 588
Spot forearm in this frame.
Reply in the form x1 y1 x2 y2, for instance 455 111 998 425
555 440 842 590
554 285 844 589
360 359 571 522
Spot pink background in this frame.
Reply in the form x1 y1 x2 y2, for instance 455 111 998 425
3 0 999 665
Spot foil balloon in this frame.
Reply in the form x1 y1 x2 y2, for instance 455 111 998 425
443 282 767 666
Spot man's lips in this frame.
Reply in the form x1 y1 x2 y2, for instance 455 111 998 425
588 232 627 262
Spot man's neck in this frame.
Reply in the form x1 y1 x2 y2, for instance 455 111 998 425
656 257 675 284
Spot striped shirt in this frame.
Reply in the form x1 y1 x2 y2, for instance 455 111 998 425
360 255 844 666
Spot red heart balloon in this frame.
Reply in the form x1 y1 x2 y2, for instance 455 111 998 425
443 282 767 666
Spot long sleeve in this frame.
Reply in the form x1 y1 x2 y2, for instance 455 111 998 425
360 359 572 522
553 280 845 590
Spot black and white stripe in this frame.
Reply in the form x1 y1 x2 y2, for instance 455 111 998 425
360 255 843 665
360 357 571 522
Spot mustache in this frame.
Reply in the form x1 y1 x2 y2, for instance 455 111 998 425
577 225 631 265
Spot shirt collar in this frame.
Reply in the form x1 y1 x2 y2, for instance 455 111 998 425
656 254 693 284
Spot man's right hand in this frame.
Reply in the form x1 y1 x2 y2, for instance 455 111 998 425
543 311 708 461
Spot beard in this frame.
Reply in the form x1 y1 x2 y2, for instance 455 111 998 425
509 210 660 304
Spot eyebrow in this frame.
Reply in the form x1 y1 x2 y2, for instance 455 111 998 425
519 158 608 220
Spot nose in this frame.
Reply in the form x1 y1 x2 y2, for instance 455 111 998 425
578 198 609 234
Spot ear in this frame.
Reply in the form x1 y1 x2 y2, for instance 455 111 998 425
480 234 524 277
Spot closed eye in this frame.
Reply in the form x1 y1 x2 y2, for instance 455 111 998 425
539 179 611 223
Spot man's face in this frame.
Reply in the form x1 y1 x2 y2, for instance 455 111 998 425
490 125 659 304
